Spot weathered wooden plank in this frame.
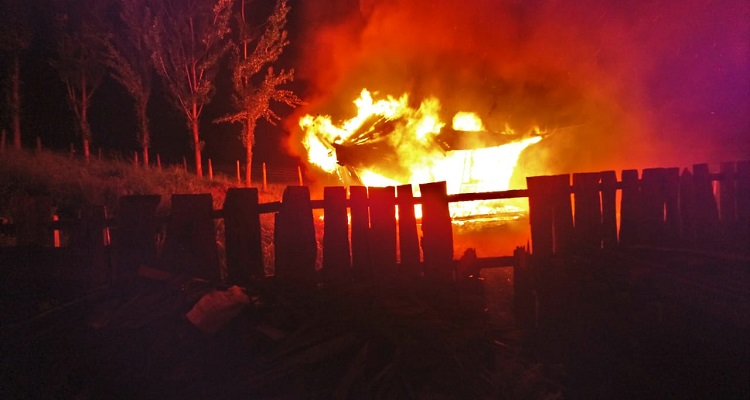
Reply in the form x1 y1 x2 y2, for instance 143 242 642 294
679 169 696 245
553 175 575 254
9 195 53 247
640 168 666 245
349 186 371 283
735 161 750 252
419 182 454 282
223 187 263 285
719 162 737 224
113 195 160 281
572 172 602 250
322 186 351 284
600 171 618 249
692 164 720 247
369 186 398 284
664 167 681 246
619 169 642 246
161 194 219 281
397 184 420 279
274 186 317 286
527 176 554 257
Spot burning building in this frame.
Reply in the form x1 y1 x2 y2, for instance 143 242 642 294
288 0 749 197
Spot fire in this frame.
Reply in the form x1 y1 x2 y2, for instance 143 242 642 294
300 89 543 219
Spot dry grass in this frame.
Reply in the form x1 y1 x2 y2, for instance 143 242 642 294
0 149 303 275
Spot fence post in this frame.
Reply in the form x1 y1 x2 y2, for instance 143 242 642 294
527 175 573 256
397 184 420 280
369 186 397 285
349 186 371 284
224 188 263 285
161 194 220 281
322 186 351 284
274 186 317 286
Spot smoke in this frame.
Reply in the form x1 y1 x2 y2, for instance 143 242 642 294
288 0 749 176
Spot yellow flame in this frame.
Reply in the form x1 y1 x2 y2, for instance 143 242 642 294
300 89 543 219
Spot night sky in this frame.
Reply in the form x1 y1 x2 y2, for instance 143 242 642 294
4 0 749 177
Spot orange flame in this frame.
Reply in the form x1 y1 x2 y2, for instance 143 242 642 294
300 89 542 218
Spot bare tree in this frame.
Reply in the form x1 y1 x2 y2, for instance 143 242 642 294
218 0 302 186
146 0 234 177
0 0 33 150
102 0 154 165
50 0 108 160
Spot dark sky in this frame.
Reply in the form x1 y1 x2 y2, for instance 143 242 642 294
4 0 749 175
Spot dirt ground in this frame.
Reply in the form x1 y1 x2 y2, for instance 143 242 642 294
1 248 748 399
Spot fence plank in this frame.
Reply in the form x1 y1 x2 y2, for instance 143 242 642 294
323 186 351 284
692 164 720 247
10 195 53 247
224 188 263 285
719 162 737 224
619 169 641 246
663 168 681 246
397 184 420 279
161 194 219 281
369 186 398 284
274 186 317 286
573 172 602 250
735 161 750 252
349 186 371 283
419 182 454 283
640 168 666 246
113 195 161 281
600 171 618 249
552 175 575 254
679 169 696 245
527 176 554 257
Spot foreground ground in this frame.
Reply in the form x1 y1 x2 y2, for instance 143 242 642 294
1 248 748 399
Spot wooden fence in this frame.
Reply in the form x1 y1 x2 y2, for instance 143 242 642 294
1 161 748 288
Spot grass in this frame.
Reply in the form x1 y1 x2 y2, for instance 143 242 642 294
0 148 298 275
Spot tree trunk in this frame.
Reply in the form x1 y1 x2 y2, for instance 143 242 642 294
138 100 150 166
11 55 21 150
80 72 91 160
245 119 256 187
191 105 203 177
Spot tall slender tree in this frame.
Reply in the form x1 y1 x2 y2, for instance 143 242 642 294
218 0 302 186
0 0 33 150
102 0 154 165
146 0 234 177
50 0 108 160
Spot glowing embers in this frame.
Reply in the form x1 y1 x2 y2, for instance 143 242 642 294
300 88 543 219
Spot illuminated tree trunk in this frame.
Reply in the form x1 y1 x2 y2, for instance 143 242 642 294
79 71 91 160
137 98 150 166
191 103 203 177
244 118 256 187
11 55 21 150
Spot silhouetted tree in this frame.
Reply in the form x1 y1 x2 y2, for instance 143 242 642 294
50 0 108 160
146 0 234 177
102 0 154 165
0 0 33 150
218 0 301 186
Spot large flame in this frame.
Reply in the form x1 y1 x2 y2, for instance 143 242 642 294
300 89 542 219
